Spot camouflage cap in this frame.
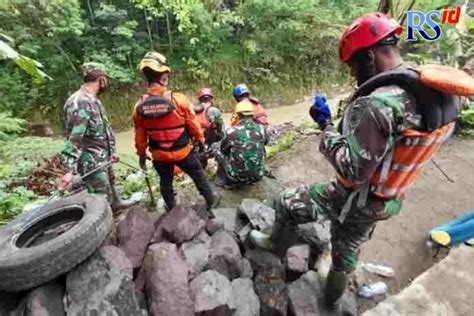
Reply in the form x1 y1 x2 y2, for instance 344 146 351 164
81 62 108 78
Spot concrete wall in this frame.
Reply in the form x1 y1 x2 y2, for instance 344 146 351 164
363 246 474 316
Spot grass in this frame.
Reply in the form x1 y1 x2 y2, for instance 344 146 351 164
267 132 296 160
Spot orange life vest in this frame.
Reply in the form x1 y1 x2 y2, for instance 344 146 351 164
338 122 455 199
195 104 212 130
136 93 190 151
337 66 462 201
250 97 269 126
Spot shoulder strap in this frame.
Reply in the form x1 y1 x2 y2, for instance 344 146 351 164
351 68 458 131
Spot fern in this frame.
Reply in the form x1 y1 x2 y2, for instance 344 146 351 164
0 112 26 141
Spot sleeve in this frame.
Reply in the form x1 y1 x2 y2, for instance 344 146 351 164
175 94 205 144
61 101 91 173
220 134 232 155
133 103 148 157
319 96 397 186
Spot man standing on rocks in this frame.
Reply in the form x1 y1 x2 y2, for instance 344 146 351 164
214 101 268 188
250 13 461 308
133 52 219 213
59 62 135 212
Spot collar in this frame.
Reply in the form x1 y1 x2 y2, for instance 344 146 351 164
147 84 167 96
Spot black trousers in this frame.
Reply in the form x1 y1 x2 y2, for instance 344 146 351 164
153 152 214 210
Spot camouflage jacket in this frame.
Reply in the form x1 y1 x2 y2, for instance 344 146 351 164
220 118 268 183
317 65 426 211
62 87 116 174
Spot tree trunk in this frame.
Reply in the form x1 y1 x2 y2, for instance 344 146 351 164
86 0 95 25
166 12 173 54
144 9 153 51
377 0 393 15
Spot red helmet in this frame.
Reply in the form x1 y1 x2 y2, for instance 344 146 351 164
339 12 402 63
197 88 214 100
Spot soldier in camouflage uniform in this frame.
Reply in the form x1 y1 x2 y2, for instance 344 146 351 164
213 101 268 188
59 62 134 211
250 13 458 308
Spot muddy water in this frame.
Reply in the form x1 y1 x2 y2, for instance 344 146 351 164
115 93 350 155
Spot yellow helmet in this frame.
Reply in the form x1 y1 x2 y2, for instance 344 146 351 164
139 51 171 73
235 100 254 116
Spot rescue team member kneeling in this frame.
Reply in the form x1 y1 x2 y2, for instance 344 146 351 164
213 101 268 189
249 12 472 308
133 52 220 214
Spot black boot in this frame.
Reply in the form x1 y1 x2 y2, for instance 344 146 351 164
110 185 137 213
325 268 348 308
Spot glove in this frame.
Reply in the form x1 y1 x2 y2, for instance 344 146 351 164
139 154 151 171
309 94 331 129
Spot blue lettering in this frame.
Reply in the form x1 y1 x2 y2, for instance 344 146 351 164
423 10 442 41
406 11 425 41
406 10 442 41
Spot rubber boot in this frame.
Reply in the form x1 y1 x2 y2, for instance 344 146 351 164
164 194 177 212
205 190 220 219
324 268 348 308
110 185 137 213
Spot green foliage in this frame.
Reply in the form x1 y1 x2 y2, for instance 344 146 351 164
0 112 26 141
267 132 296 160
457 103 474 138
0 136 64 224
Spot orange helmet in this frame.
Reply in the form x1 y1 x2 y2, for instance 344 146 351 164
339 12 402 63
197 88 214 100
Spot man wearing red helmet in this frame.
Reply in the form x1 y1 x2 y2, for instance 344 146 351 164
250 12 461 309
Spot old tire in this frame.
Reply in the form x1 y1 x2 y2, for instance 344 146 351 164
0 191 112 292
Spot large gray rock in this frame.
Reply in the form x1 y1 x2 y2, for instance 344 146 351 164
246 249 288 316
206 218 224 235
237 223 252 243
150 207 205 244
230 278 260 316
23 281 65 316
211 208 239 232
286 244 310 274
180 234 211 280
239 199 275 234
298 220 331 250
288 271 322 316
117 207 155 269
66 246 142 316
207 231 242 280
239 258 254 279
190 270 234 315
143 243 193 316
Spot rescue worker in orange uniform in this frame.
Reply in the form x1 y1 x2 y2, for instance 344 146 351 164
133 52 219 213
230 84 269 127
193 88 225 168
249 13 473 309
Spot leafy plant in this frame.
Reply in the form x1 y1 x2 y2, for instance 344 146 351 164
0 112 26 141
267 132 296 160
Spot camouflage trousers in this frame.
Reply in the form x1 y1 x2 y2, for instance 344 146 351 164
272 181 402 273
78 160 115 202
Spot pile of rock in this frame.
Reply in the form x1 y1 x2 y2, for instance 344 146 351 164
0 199 357 316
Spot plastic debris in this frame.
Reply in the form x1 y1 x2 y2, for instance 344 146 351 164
361 262 395 278
357 282 388 298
